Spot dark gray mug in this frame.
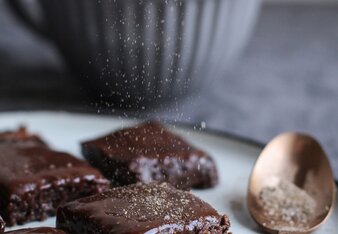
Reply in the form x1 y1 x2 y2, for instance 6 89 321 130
7 0 261 107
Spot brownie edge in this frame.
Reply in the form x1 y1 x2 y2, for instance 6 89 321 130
81 121 218 189
0 126 46 147
57 183 231 234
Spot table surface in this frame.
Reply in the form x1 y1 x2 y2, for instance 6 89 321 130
0 3 338 179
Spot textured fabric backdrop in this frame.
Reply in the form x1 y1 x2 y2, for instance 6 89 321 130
0 2 338 179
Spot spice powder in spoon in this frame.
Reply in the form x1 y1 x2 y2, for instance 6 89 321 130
258 180 316 231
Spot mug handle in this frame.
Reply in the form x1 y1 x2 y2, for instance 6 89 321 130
6 0 50 38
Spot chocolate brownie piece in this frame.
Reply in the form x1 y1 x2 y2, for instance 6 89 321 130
5 227 65 233
57 183 231 234
81 122 218 189
0 127 46 147
0 144 110 226
0 216 4 233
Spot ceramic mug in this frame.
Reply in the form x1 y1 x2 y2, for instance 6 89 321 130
7 0 261 107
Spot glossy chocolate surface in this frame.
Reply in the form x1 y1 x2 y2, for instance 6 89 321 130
0 128 109 226
0 145 108 195
84 122 197 161
82 122 218 189
5 227 65 234
57 183 231 234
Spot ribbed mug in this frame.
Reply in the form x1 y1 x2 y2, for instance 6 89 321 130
7 0 261 107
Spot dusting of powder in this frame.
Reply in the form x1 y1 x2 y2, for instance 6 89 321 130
259 180 316 231
103 183 196 222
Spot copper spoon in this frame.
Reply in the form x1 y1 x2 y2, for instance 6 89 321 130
247 133 336 234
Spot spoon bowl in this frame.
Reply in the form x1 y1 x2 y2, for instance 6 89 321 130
248 133 336 233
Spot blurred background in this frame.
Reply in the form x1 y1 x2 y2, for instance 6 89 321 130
0 0 337 178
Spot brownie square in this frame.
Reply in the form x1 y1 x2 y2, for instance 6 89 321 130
5 227 65 234
57 183 231 234
0 216 4 233
81 122 218 189
0 143 110 226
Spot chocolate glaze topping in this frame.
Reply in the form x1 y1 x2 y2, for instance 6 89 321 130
82 122 218 189
84 122 197 161
57 183 231 234
5 227 65 234
0 145 108 195
0 129 110 226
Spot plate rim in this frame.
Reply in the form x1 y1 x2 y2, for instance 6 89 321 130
0 110 336 186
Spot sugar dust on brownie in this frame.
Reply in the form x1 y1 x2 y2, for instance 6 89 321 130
81 122 218 189
57 183 231 234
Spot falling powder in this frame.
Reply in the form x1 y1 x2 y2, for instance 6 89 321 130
259 180 316 231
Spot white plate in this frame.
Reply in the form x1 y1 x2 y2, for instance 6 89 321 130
1 112 337 233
